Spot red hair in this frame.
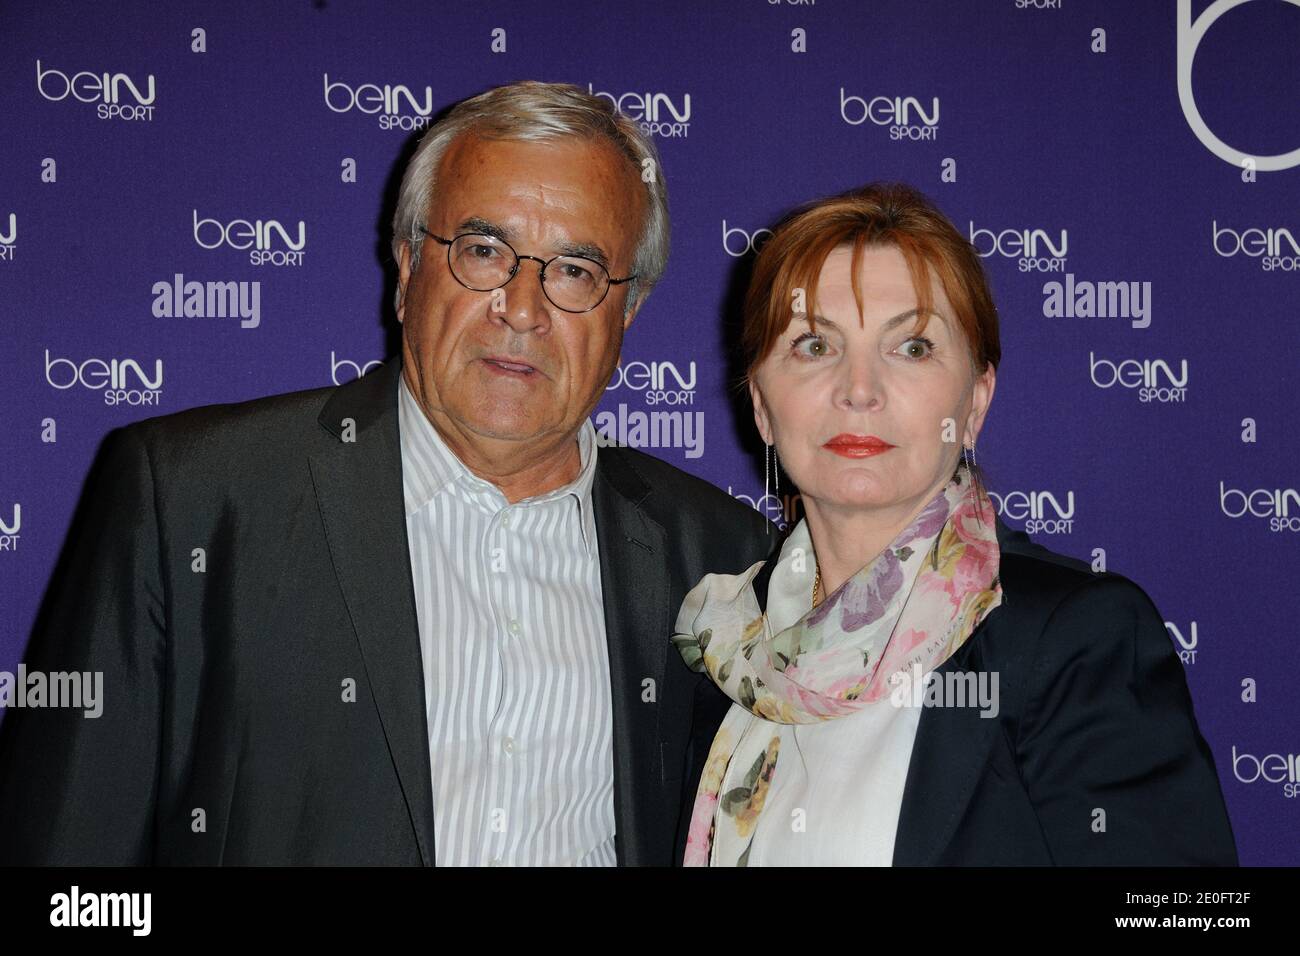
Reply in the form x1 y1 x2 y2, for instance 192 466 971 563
741 182 1000 382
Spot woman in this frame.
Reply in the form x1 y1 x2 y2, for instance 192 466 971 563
672 183 1237 866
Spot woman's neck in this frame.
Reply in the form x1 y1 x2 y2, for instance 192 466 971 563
803 483 946 598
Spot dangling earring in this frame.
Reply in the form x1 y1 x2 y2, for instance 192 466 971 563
761 442 771 535
960 441 977 488
760 442 781 535
764 442 772 501
962 440 985 520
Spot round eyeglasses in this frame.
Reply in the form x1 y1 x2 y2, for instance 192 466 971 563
419 227 637 314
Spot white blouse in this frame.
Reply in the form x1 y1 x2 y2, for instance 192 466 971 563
728 519 927 867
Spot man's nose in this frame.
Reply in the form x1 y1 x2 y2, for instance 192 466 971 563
492 257 554 334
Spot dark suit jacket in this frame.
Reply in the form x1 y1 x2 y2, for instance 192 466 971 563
676 517 1239 866
0 358 775 865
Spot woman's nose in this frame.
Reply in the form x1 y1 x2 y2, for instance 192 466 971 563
833 356 883 410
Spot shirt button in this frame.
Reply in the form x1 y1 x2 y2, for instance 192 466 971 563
502 736 516 755
508 619 521 635
501 512 511 529
488 858 504 867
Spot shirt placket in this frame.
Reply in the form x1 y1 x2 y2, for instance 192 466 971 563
475 481 522 866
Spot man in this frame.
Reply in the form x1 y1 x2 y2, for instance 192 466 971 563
0 81 774 865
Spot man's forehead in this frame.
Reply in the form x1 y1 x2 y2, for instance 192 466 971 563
429 133 642 252
437 132 632 194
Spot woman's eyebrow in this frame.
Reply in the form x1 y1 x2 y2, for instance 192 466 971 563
801 307 944 331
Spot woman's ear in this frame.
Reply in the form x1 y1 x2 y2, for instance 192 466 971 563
965 363 996 445
749 376 774 446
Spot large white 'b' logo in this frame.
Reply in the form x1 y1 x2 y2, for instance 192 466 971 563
1178 0 1300 172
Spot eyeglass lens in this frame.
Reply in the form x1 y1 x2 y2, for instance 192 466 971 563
448 234 609 312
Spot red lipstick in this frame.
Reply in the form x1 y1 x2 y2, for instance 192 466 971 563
823 433 895 459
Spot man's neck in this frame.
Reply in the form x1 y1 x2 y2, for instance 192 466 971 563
466 436 584 504
404 382 585 505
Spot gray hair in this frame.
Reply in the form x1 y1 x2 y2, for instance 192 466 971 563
391 80 670 316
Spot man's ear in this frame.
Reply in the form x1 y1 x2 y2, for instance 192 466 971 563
396 243 413 325
749 376 774 446
620 290 645 333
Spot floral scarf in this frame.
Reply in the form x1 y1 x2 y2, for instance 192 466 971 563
671 465 1003 866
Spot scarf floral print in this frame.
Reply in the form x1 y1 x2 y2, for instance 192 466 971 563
671 465 1003 866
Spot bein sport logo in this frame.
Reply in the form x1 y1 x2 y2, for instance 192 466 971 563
35 60 155 121
193 211 306 267
323 73 433 131
44 350 162 406
1232 747 1300 798
598 359 702 458
605 360 696 406
969 222 1068 273
1212 220 1300 272
839 89 939 140
1220 483 1300 532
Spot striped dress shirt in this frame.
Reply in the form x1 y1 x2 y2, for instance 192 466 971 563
396 373 616 866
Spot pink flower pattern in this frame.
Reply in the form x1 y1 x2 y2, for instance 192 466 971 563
674 468 1004 866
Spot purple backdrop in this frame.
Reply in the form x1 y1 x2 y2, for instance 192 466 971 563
2 0 1298 864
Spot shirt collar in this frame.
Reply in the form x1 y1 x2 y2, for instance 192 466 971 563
397 372 600 551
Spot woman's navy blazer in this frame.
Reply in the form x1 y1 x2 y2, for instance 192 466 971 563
675 515 1238 866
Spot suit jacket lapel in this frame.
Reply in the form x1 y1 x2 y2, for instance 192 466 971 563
892 515 1020 865
891 637 1003 865
591 450 669 867
308 359 436 866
